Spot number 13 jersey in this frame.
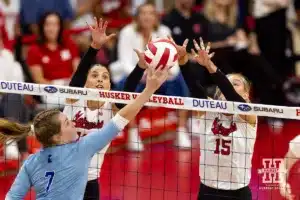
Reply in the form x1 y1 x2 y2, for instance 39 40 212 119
192 112 257 190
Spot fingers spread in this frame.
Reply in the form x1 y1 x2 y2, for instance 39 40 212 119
193 39 201 51
206 42 211 53
200 37 205 50
133 49 142 57
107 33 116 40
183 39 189 47
191 49 198 57
102 21 108 32
98 18 103 29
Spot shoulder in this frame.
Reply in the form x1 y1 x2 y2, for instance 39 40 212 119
22 153 37 171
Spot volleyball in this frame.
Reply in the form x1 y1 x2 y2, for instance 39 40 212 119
144 38 178 70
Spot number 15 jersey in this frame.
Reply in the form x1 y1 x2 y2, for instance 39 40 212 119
192 112 257 190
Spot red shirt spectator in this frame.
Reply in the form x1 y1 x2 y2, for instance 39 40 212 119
27 38 79 81
0 11 10 50
27 12 79 84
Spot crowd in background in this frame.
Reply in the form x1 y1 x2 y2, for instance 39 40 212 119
0 0 300 162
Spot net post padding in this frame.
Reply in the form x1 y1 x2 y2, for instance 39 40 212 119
0 80 299 120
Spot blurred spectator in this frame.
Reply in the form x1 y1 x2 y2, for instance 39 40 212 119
26 12 79 106
20 0 74 35
0 0 20 40
70 0 94 53
162 0 209 145
0 11 10 50
0 37 30 162
253 0 291 78
113 3 191 149
201 0 285 106
27 12 79 85
162 0 208 52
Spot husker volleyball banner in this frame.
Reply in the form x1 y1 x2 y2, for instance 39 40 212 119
0 80 299 120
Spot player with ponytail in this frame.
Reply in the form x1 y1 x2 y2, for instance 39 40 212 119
4 66 168 200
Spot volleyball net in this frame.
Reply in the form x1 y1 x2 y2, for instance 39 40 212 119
0 80 300 200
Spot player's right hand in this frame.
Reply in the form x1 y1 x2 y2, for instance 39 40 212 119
88 17 116 49
145 66 168 93
191 37 214 67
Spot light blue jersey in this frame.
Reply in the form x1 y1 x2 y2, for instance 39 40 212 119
6 120 121 200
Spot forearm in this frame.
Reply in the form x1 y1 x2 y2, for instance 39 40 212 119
117 88 153 122
69 46 98 87
115 65 145 109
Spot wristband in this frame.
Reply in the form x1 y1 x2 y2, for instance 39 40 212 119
112 114 129 130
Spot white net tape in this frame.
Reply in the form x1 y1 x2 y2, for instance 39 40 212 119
0 80 299 119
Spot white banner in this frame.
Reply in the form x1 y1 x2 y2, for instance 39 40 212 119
0 81 299 120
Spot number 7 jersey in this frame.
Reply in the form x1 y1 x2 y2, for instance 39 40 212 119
192 112 257 190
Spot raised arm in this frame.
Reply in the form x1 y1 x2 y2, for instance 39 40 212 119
171 38 208 100
69 17 116 88
192 38 256 125
191 38 245 103
5 161 32 200
80 67 169 156
114 49 149 109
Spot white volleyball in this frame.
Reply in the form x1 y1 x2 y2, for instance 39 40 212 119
144 38 178 70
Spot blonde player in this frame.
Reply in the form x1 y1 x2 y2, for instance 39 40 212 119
171 37 257 199
65 18 148 200
279 135 300 200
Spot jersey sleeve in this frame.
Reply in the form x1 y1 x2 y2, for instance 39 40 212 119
5 162 32 200
289 136 300 158
78 114 128 157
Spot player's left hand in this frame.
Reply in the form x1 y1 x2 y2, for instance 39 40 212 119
87 17 116 49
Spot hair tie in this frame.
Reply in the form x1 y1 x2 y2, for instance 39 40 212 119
31 124 35 134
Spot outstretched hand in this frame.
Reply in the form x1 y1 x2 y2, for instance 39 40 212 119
145 66 168 93
167 36 189 65
191 37 215 72
87 17 116 49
